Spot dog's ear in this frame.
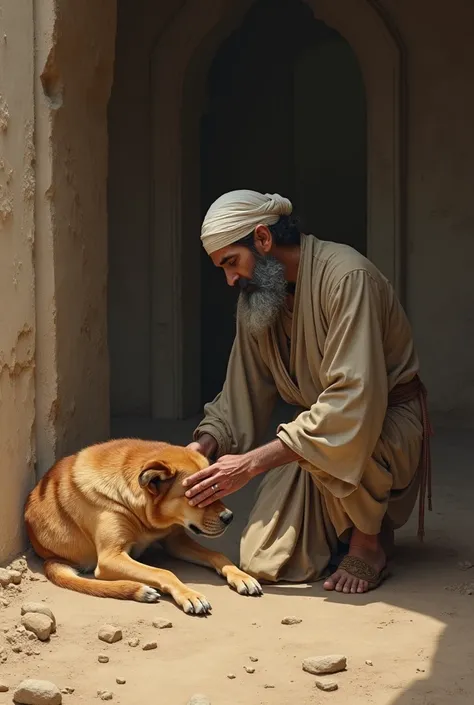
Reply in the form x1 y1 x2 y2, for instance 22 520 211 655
138 460 175 496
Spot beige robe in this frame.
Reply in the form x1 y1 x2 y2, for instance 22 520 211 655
194 234 423 583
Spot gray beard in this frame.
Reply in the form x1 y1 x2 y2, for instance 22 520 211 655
237 254 288 337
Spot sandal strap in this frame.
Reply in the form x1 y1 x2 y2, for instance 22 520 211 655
338 555 384 584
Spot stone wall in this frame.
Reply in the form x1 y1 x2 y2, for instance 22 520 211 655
0 0 36 561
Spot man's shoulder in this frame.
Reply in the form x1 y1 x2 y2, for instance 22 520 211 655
309 237 388 291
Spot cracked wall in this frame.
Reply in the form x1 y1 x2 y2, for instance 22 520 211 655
0 1 36 561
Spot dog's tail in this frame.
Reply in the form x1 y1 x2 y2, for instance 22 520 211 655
43 559 160 603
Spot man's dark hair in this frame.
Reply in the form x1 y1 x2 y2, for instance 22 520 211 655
238 214 301 251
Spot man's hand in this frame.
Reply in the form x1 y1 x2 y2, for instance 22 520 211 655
186 433 217 460
182 453 256 508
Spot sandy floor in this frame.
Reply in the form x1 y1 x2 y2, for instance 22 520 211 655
1 428 473 705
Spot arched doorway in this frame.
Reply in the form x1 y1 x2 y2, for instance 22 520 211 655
200 0 367 403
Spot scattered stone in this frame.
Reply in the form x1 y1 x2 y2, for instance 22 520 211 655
264 684 275 689
97 691 113 701
249 656 258 662
243 666 255 674
128 638 139 647
9 570 22 585
302 655 347 676
98 625 122 644
13 678 62 704
365 660 373 666
21 603 57 633
0 568 12 587
0 681 9 692
315 679 339 692
9 558 28 574
227 674 236 680
12 645 23 654
98 655 109 664
281 616 302 625
1 597 10 607
21 613 54 641
142 641 157 651
116 679 126 685
457 561 473 571
152 618 173 629
61 688 74 695
187 696 211 705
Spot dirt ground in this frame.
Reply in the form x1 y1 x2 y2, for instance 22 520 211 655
0 429 473 705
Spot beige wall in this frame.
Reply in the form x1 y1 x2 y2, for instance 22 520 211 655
109 0 474 427
0 1 36 561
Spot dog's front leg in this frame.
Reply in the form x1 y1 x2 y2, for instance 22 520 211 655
95 551 212 615
163 531 263 597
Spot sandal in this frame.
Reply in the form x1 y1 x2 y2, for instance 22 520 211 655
336 555 390 591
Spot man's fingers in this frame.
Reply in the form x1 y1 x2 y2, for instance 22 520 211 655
197 490 228 509
188 483 224 507
182 465 215 489
185 473 223 499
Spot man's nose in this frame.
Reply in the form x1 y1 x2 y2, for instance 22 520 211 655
225 272 239 287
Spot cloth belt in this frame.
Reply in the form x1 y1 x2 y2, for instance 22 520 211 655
388 374 433 540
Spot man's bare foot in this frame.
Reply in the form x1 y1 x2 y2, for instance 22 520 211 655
323 529 386 594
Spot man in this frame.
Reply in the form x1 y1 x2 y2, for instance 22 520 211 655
183 189 432 594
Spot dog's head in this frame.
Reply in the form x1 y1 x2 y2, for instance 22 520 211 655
137 445 233 538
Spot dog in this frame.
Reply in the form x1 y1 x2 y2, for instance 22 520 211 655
24 438 263 614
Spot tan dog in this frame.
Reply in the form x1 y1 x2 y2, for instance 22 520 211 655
24 438 263 614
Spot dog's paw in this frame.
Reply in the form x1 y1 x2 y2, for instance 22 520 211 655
176 590 212 616
226 568 263 597
137 585 161 603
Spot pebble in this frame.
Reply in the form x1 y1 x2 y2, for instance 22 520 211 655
128 638 139 647
152 618 173 629
13 678 62 704
21 604 57 633
249 656 258 662
243 666 255 674
116 678 126 685
61 688 74 695
9 558 28 574
98 625 122 644
98 655 109 663
365 660 373 666
0 568 12 587
457 560 473 571
97 691 113 701
264 684 275 689
9 570 23 585
0 681 9 692
21 613 54 642
142 641 157 651
315 679 339 692
302 655 347 675
227 674 236 680
187 696 211 705
281 616 302 625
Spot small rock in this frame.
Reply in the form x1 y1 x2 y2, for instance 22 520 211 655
116 679 126 685
1 597 10 607
365 660 373 666
315 679 339 692
152 618 173 629
21 603 57 633
457 561 473 571
9 570 22 585
0 568 12 587
244 666 255 674
187 696 211 705
10 558 28 574
13 678 62 704
128 638 139 647
98 625 122 644
21 613 53 642
61 688 74 695
281 616 302 625
97 691 113 701
264 684 275 689
227 674 236 680
249 656 258 662
302 655 347 675
0 681 9 692
12 645 23 654
98 654 109 663
142 641 157 651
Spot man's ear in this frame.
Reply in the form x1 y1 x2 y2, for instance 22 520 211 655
138 460 174 496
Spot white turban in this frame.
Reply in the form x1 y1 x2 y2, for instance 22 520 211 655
200 189 293 255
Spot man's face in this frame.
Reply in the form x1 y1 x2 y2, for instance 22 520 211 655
211 243 287 336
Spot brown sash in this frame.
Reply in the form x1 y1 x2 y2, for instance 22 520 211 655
388 374 433 540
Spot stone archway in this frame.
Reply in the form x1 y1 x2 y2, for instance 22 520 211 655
150 0 406 420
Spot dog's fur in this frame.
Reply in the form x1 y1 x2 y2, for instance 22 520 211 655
24 438 262 614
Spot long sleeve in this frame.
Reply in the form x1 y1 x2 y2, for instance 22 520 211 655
194 315 278 457
276 269 388 498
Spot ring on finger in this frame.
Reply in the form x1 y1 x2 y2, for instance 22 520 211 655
211 483 219 492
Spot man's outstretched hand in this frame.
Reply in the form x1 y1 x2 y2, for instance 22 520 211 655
182 453 256 508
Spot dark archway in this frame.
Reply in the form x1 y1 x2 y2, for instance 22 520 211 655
199 0 367 404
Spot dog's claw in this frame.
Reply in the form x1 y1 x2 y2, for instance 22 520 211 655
230 573 263 597
138 586 161 603
182 594 212 615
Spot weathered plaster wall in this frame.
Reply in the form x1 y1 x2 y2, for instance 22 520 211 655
0 1 36 561
109 0 474 426
35 0 117 476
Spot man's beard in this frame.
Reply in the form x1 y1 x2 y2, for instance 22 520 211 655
237 254 288 337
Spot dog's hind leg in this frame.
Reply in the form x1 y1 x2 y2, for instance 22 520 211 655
44 559 160 603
